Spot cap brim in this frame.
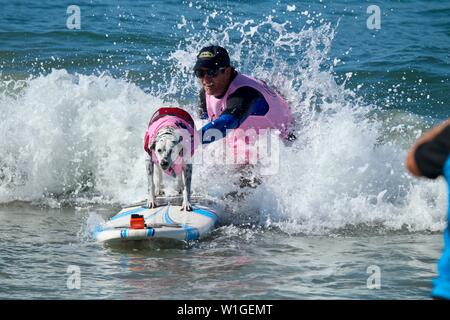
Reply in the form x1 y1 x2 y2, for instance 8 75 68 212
193 59 219 70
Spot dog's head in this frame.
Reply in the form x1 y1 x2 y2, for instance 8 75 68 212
151 127 184 171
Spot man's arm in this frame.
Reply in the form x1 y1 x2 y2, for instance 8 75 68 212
405 119 450 178
199 87 268 144
197 88 208 119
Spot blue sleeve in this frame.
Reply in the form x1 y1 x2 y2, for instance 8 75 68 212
199 96 270 144
200 114 239 144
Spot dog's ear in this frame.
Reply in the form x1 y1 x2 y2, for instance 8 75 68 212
177 135 185 156
149 141 156 153
172 135 183 146
146 141 155 158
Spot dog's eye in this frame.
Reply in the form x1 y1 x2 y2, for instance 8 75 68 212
157 149 162 153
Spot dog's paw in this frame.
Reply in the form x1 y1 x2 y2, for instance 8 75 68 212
181 202 192 211
147 199 158 209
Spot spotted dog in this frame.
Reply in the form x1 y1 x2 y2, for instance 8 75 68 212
144 108 195 211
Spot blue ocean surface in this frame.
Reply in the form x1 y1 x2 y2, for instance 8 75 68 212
0 0 449 299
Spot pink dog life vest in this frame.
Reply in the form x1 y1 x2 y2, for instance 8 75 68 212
205 73 294 163
144 108 195 177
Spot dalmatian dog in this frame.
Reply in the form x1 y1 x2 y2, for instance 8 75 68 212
144 108 195 211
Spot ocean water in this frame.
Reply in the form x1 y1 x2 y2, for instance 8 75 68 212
0 0 449 299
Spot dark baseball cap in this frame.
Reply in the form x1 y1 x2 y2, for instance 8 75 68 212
193 45 230 70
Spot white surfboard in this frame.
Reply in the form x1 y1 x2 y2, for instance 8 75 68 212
93 197 219 243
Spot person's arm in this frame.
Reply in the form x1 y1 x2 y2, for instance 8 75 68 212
199 87 268 144
200 114 240 144
197 89 208 119
405 119 450 178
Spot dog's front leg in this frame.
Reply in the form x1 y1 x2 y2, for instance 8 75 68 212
176 174 183 195
181 164 192 211
145 153 157 208
154 165 164 196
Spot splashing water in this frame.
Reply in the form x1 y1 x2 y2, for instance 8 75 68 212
0 7 446 236
0 70 160 205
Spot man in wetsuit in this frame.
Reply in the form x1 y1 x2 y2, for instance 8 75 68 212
193 45 295 189
194 45 295 162
406 119 450 299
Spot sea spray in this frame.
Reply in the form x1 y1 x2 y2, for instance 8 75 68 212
0 6 446 235
0 70 163 205
167 10 447 234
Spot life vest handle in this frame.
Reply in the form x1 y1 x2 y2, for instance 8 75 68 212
149 107 195 129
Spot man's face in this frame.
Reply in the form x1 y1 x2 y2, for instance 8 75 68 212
196 67 231 97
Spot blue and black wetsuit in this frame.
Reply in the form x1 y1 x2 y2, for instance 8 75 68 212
198 70 271 144
414 125 450 299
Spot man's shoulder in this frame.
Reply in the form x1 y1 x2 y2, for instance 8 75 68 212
228 84 262 100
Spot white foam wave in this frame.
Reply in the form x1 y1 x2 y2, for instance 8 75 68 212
0 8 446 234
0 69 163 205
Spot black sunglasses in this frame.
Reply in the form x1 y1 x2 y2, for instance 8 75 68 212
194 67 226 78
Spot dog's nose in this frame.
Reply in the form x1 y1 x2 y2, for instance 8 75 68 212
160 160 169 168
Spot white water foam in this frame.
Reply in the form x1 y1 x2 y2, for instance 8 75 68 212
0 9 446 234
0 70 162 205
167 10 447 234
